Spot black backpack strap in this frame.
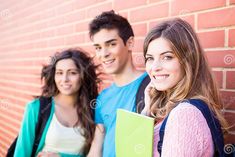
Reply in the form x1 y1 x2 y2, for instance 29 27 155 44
135 75 150 113
157 115 169 155
158 99 225 157
187 99 225 157
6 137 17 157
31 97 52 157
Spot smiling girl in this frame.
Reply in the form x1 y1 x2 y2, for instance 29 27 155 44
14 49 99 157
143 19 228 157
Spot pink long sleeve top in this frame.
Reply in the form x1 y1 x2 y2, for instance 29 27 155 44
153 102 214 157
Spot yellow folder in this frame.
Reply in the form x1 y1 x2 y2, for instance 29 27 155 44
115 109 154 157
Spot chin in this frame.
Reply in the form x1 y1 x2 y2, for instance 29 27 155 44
154 86 170 92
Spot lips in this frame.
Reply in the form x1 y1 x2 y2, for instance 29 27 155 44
61 84 72 89
103 59 115 65
152 74 169 80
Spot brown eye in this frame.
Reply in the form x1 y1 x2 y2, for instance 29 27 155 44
95 46 101 51
163 56 173 60
55 71 63 75
145 56 153 62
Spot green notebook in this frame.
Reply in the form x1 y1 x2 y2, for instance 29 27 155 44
115 109 154 157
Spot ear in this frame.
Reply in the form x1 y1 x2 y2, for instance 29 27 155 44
126 36 134 52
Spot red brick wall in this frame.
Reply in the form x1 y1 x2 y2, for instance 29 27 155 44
0 0 234 155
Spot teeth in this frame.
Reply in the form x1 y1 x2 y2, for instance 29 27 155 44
62 85 71 89
104 59 115 64
153 75 168 80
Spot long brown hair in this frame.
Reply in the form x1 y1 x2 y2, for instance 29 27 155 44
41 48 100 154
143 18 228 132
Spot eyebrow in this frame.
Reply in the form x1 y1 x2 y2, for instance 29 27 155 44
93 39 117 47
55 69 78 71
146 51 173 56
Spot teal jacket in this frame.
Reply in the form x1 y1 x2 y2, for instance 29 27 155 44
14 98 85 157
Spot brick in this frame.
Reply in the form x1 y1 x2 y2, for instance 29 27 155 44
41 8 56 20
75 21 89 33
56 25 75 36
226 71 235 89
229 29 235 47
34 40 48 49
180 15 195 29
224 112 235 132
114 0 146 11
212 70 223 88
130 3 169 23
86 2 112 19
81 45 94 53
149 0 165 3
171 0 225 16
118 11 128 19
47 17 65 27
133 38 144 52
0 114 21 130
41 29 55 38
65 34 84 45
205 50 235 68
0 74 40 84
149 15 194 31
132 23 147 37
64 10 85 24
198 7 235 29
230 0 235 4
56 1 75 16
73 0 105 10
197 30 225 48
48 37 64 47
132 52 145 69
221 91 235 110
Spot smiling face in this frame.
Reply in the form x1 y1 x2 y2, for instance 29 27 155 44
92 29 133 75
145 37 184 91
54 59 80 96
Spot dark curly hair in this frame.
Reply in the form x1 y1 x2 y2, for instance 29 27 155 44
41 48 100 155
89 10 134 45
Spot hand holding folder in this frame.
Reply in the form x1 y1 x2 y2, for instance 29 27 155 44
115 109 154 157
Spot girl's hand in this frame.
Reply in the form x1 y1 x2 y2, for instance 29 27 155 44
142 81 154 116
37 152 60 157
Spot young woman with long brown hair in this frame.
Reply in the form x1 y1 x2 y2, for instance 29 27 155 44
14 49 99 157
143 18 228 157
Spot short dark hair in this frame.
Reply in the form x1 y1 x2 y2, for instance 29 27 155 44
89 10 134 45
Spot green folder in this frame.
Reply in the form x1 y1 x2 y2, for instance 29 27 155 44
115 109 154 157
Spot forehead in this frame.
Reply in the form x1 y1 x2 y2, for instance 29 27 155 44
92 29 121 44
147 37 172 55
55 59 77 69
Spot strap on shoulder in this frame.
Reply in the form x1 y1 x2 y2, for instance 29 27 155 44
158 99 225 157
136 75 150 113
187 99 225 157
31 97 52 157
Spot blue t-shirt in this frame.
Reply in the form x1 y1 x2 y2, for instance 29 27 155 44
95 73 147 157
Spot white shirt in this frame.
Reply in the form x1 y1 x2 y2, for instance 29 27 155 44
42 113 86 155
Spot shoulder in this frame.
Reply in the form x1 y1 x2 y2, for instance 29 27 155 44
162 102 214 156
97 85 114 98
24 98 41 117
166 102 210 130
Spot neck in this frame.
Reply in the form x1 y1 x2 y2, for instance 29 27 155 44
54 94 77 108
112 64 143 86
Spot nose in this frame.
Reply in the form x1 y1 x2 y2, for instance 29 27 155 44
62 73 69 82
97 47 110 59
151 60 162 71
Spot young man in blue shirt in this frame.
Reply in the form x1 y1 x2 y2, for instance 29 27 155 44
87 10 148 157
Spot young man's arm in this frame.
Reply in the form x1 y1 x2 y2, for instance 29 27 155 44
87 124 105 157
